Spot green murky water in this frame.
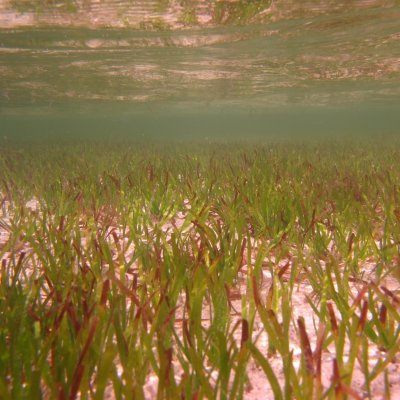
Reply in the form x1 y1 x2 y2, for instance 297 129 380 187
0 1 399 139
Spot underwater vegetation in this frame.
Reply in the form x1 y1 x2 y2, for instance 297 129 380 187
0 138 400 399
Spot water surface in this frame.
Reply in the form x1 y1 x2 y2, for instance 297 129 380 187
1 0 399 139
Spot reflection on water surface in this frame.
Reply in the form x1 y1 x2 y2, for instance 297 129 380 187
0 0 399 136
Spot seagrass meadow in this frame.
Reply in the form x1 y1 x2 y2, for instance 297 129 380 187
1 137 400 399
